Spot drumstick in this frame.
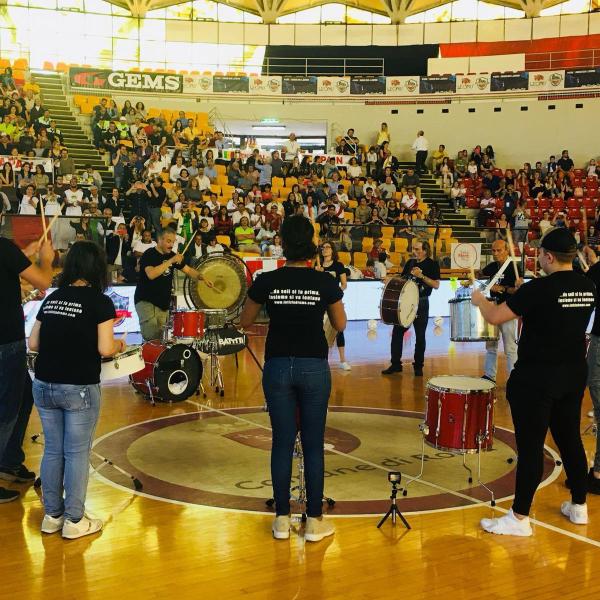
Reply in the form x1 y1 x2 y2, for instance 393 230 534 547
39 197 48 241
37 211 61 244
181 233 196 256
469 265 476 284
506 228 521 281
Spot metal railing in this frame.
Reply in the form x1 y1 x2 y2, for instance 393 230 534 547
525 48 600 71
261 57 384 77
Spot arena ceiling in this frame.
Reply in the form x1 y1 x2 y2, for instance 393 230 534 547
113 0 565 22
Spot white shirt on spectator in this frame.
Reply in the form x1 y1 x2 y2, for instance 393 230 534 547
196 175 211 191
43 195 62 216
64 189 84 216
412 136 428 152
205 199 220 213
169 164 185 182
133 240 157 254
206 243 224 254
401 194 418 210
232 209 250 225
346 164 362 178
19 195 39 215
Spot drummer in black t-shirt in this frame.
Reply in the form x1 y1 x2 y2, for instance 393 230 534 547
240 215 347 543
134 228 212 341
473 228 595 536
316 242 351 371
382 240 440 377
476 240 522 384
0 237 54 503
28 241 125 539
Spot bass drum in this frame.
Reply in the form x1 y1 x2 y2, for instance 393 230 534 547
130 341 202 403
186 253 250 321
380 277 419 327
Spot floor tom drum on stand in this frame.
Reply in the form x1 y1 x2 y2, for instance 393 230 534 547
449 285 498 342
424 375 495 453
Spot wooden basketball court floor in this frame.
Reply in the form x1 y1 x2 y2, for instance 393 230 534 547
2 320 600 600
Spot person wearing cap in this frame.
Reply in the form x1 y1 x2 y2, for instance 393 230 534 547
472 228 596 536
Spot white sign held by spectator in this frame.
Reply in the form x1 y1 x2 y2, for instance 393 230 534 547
451 243 482 270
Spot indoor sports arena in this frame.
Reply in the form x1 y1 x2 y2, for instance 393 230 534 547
2 1 600 597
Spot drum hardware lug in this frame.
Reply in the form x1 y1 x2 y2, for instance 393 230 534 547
418 422 429 436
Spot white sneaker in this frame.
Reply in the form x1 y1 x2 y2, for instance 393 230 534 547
339 362 352 371
480 509 533 537
560 501 589 525
41 514 65 534
305 516 335 542
62 514 103 539
272 515 291 539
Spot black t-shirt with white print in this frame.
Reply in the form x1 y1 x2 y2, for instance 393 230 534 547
506 271 595 368
134 247 184 311
248 267 343 360
35 286 116 384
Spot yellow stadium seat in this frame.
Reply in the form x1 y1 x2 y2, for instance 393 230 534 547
272 177 284 189
285 177 298 187
343 211 353 222
382 226 394 239
348 200 358 209
216 235 231 247
440 227 452 238
210 184 221 195
221 184 235 198
361 237 374 252
387 252 402 272
353 252 367 269
216 164 226 175
394 238 409 253
338 251 351 265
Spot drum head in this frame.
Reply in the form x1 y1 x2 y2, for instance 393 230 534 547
154 344 203 402
188 254 248 319
428 375 495 392
398 280 419 327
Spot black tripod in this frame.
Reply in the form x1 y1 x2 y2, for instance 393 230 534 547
377 480 411 530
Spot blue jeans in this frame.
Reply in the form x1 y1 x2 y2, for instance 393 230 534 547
0 341 27 467
32 380 101 521
587 334 600 471
262 358 331 517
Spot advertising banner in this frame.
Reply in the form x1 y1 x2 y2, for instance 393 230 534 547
0 156 54 174
419 75 456 94
451 243 482 270
528 70 565 91
249 75 282 95
317 76 351 96
182 74 213 94
69 67 183 93
456 73 491 94
385 76 420 95
212 76 249 94
564 68 600 88
350 76 386 95
282 76 318 95
490 72 529 92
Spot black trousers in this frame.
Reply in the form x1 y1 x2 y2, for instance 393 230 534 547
0 370 33 470
415 150 428 175
390 298 429 369
507 364 588 515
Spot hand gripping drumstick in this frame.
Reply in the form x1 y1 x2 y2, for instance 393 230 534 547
37 211 61 244
505 228 521 281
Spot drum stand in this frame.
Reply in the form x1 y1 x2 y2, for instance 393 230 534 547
403 424 496 507
266 432 335 522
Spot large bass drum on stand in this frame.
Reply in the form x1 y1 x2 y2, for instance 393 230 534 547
380 277 420 327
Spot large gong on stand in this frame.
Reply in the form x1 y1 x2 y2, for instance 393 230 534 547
183 252 252 320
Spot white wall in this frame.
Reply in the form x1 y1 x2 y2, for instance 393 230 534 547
112 93 598 168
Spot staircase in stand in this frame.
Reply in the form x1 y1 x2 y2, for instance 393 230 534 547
31 71 114 192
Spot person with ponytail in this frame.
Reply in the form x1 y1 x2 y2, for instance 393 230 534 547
240 215 347 543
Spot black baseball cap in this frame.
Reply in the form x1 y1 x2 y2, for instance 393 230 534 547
540 227 577 254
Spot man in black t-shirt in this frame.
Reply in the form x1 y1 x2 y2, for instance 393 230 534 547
148 177 166 235
134 228 212 341
382 240 440 377
473 229 595 536
582 245 600 495
477 240 521 383
0 238 54 503
557 150 574 174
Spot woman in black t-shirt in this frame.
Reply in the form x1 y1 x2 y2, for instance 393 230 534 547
28 241 125 540
240 216 347 543
317 242 351 371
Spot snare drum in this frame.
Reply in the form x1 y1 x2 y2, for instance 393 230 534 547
172 309 205 342
424 375 495 453
101 346 145 382
130 341 203 402
449 286 498 342
202 309 228 330
380 277 419 328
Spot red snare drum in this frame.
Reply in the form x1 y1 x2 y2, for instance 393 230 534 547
424 375 495 453
172 309 205 342
130 340 203 403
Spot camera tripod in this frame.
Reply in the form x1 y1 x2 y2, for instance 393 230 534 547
377 480 411 530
